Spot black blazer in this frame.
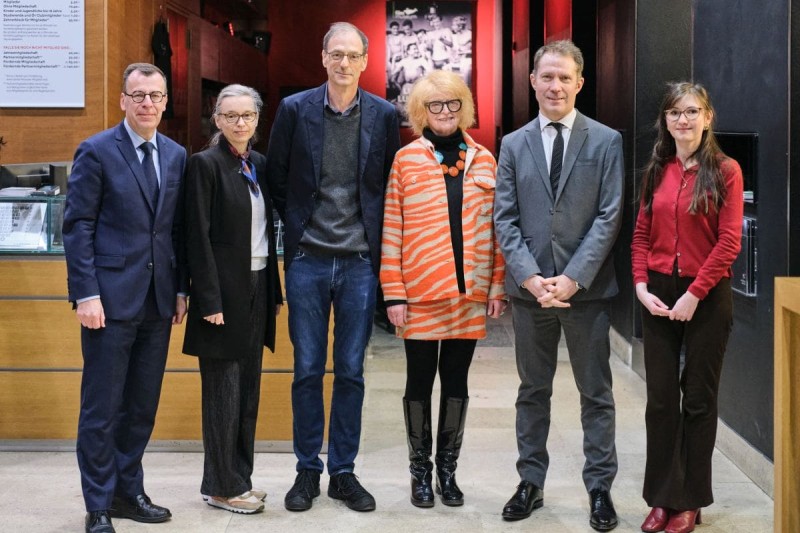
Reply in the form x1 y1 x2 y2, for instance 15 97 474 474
265 83 401 275
182 139 283 358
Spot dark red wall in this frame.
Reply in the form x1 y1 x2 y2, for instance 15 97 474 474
265 0 498 152
544 0 571 41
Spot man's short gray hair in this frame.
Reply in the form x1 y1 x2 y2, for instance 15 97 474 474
323 22 369 54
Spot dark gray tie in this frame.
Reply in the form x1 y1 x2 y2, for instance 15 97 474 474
139 142 159 206
549 122 564 197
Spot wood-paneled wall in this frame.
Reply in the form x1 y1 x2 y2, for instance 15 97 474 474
106 0 164 124
0 258 330 441
0 0 288 443
0 0 170 165
774 277 800 533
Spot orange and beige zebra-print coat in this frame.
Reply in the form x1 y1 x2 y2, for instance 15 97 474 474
380 132 506 305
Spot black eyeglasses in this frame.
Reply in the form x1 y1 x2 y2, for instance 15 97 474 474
124 91 166 103
325 51 365 63
425 99 462 114
219 111 259 124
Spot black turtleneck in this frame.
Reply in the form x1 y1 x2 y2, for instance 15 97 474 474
423 127 466 293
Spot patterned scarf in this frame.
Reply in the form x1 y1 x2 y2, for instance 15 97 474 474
228 142 259 197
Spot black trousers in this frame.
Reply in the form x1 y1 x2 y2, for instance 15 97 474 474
198 269 267 497
641 270 733 510
404 338 477 400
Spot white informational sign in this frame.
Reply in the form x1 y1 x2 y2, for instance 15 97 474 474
0 0 84 108
0 202 47 250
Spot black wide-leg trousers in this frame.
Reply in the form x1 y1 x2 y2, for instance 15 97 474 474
198 269 267 498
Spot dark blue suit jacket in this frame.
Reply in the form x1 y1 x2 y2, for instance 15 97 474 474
63 121 188 320
265 83 401 275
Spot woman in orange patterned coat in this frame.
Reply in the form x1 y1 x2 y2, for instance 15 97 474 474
380 70 507 509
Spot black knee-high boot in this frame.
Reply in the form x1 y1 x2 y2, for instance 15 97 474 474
403 397 434 507
435 396 468 506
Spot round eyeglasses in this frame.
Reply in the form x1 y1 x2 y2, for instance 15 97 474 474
124 91 166 103
665 107 703 122
219 112 259 124
425 99 462 114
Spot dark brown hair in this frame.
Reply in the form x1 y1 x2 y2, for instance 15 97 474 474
641 82 728 214
121 63 167 93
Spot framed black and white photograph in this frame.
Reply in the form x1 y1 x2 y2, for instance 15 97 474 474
386 1 475 126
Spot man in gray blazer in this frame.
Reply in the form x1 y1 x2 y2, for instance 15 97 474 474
494 40 623 531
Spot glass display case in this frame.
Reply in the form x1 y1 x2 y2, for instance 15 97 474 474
0 194 65 254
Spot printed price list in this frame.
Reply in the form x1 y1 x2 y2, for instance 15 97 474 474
1 0 85 107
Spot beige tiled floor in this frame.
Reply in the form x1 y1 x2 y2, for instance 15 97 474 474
0 317 774 532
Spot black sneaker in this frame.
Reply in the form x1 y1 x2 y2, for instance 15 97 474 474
284 470 321 511
328 472 376 512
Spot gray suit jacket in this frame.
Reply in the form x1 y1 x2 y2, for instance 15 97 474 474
494 111 624 302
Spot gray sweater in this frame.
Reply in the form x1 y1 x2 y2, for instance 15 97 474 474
299 105 369 256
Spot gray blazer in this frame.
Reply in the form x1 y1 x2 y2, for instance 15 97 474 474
494 111 624 302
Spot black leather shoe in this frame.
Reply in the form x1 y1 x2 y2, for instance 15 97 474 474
85 511 115 533
109 493 171 523
284 469 321 511
328 472 376 512
589 489 618 531
501 481 543 521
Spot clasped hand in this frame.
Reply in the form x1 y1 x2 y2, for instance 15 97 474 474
524 275 576 308
635 282 699 321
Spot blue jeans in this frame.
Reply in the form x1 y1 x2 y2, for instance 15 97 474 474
286 251 377 474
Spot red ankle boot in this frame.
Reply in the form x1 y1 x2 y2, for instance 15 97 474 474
641 506 671 532
664 509 701 533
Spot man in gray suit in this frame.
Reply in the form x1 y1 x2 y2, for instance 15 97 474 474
494 40 623 531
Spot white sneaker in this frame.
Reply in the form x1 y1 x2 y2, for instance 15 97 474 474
204 493 264 514
204 490 266 502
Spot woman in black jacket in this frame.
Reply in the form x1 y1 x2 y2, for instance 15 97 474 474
183 84 282 514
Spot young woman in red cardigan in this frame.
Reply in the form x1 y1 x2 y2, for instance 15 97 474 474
632 82 743 533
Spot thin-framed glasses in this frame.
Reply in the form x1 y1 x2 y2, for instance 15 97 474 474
324 51 365 63
219 112 259 124
425 99 463 114
665 107 703 122
124 91 166 103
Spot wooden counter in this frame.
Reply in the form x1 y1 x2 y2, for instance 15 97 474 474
774 277 800 533
0 257 331 442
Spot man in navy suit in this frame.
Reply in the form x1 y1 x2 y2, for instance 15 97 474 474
63 63 187 533
266 22 400 513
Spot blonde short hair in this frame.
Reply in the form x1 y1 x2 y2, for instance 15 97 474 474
405 71 475 136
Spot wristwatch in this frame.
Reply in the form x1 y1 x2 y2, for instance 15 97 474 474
575 280 584 291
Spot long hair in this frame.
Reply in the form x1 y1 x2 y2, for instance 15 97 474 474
641 82 728 214
207 84 263 148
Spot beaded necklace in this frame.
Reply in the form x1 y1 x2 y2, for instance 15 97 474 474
435 142 468 177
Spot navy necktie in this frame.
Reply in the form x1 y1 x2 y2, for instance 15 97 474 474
139 142 159 206
549 122 564 197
